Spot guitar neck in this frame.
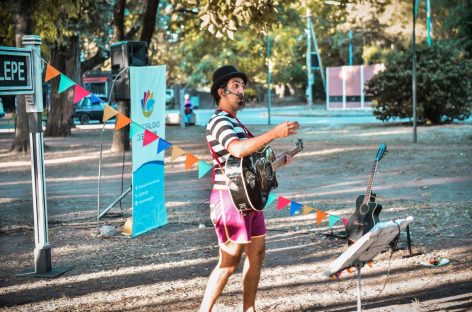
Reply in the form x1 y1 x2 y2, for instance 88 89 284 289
271 146 302 171
362 160 378 205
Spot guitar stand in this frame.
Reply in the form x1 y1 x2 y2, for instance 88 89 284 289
323 229 347 240
401 225 423 258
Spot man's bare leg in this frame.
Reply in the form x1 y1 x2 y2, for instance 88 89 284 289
242 236 266 312
200 242 244 312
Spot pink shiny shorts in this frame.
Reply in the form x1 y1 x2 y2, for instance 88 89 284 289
210 189 266 244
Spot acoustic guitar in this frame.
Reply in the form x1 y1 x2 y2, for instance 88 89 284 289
225 139 303 212
346 144 387 243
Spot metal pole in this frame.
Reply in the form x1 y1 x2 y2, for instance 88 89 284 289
306 8 313 108
308 18 326 93
412 0 417 143
267 33 271 125
349 30 353 66
356 264 362 312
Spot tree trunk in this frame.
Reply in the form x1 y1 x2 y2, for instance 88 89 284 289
9 0 32 153
140 0 160 44
111 100 131 152
113 0 126 42
44 36 81 137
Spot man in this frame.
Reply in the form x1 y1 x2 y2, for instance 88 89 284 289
201 65 299 312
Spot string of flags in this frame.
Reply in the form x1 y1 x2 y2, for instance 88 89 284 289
43 62 346 228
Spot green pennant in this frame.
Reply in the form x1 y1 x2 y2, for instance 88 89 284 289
264 193 278 209
198 160 212 178
58 74 76 94
129 122 144 138
328 215 341 228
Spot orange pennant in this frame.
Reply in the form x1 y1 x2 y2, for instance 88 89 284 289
185 153 199 171
103 105 119 122
316 210 329 224
44 64 61 82
368 261 373 268
115 113 131 130
171 146 186 161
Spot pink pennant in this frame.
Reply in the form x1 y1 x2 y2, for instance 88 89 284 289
342 217 348 227
277 196 291 210
73 85 90 103
143 129 159 146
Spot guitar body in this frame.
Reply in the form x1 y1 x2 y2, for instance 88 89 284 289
346 194 382 243
225 146 278 212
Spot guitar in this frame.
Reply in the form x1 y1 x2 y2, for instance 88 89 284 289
346 144 388 243
225 139 303 212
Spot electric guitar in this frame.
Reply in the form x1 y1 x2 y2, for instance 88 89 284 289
225 139 303 212
346 144 388 243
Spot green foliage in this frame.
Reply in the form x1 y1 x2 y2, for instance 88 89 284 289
367 42 472 124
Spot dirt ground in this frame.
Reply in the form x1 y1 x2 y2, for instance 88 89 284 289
0 121 471 311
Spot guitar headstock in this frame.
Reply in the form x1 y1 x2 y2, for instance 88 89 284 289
375 144 387 161
294 139 303 151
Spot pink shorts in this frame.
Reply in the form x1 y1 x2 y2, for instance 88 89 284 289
210 189 266 244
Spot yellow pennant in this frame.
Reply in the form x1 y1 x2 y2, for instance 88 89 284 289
171 146 186 161
302 206 315 215
103 105 119 122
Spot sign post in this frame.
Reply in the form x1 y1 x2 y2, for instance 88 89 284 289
0 35 69 277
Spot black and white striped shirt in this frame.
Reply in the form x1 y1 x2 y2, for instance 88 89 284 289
206 110 250 188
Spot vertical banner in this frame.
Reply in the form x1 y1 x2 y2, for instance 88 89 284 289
130 66 167 237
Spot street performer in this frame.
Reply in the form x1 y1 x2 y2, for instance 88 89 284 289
200 65 299 312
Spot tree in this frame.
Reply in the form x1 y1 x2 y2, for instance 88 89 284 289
367 42 472 124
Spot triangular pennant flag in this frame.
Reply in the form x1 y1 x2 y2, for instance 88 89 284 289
277 196 291 211
157 138 172 154
129 122 144 138
143 129 159 146
290 202 303 216
368 261 373 268
342 217 348 227
328 215 341 228
302 206 315 215
44 64 61 82
73 84 90 103
90 94 102 104
316 210 329 224
115 113 131 130
58 74 76 94
103 105 119 122
171 146 186 161
185 153 199 171
198 160 212 178
264 193 278 209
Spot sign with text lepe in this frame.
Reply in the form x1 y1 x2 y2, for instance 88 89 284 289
0 46 33 95
130 65 167 237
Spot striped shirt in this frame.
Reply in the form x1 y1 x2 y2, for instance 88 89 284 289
206 110 250 188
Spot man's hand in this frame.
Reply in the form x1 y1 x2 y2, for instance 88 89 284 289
272 121 299 139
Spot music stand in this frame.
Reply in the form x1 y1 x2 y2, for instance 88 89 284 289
325 216 414 312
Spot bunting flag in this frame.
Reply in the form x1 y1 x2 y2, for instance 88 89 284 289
342 217 348 227
277 196 291 211
44 64 60 82
264 193 277 209
302 206 315 215
198 160 212 178
103 105 119 122
171 146 186 161
328 215 341 228
129 122 144 138
143 129 159 146
90 94 103 104
157 138 172 154
73 84 90 103
368 261 373 268
185 153 199 170
316 210 329 224
58 74 76 94
290 201 303 216
115 113 131 130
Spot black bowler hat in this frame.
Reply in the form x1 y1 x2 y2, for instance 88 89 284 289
211 65 248 100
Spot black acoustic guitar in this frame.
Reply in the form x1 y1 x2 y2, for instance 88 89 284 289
346 144 387 244
225 139 303 212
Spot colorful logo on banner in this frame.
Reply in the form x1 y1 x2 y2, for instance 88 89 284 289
141 90 155 118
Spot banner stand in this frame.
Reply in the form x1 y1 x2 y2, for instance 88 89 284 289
98 186 131 219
